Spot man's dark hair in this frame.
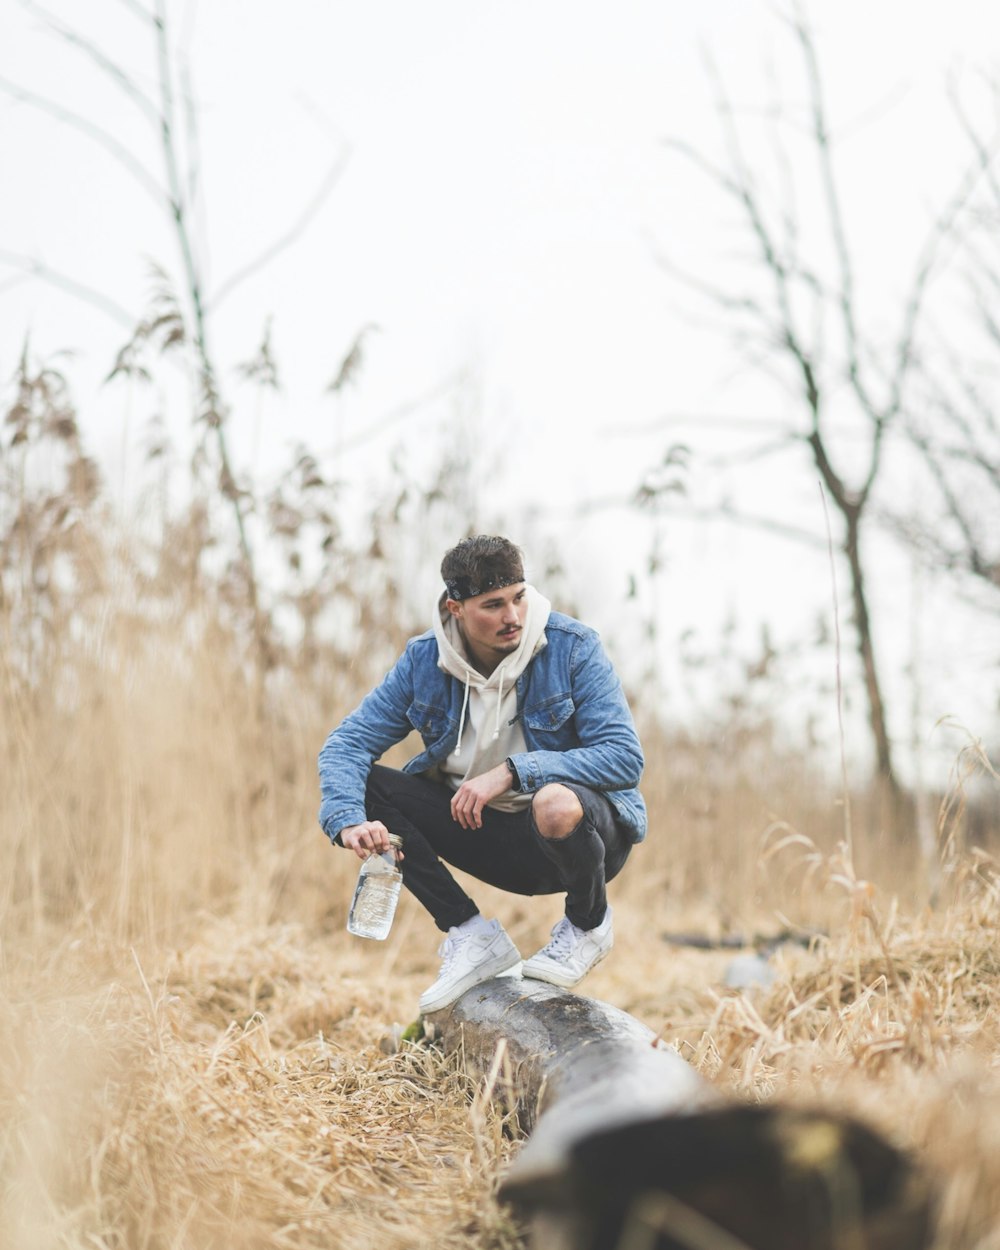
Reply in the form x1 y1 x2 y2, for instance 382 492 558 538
441 535 524 601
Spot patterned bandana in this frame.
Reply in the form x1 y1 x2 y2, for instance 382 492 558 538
444 573 524 601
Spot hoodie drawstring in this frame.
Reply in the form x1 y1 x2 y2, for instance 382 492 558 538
452 669 472 757
493 665 505 740
452 663 507 753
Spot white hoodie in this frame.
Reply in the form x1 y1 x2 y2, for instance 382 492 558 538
432 584 551 812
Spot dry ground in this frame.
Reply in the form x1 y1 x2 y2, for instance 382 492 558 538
3 632 999 1249
5 843 1000 1250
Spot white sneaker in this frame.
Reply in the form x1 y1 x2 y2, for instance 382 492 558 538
418 919 521 1014
521 907 613 988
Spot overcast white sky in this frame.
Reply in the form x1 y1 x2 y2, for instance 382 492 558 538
2 0 998 784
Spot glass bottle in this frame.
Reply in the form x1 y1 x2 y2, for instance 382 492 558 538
347 834 403 940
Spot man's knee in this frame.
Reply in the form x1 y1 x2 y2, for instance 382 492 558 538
532 784 584 840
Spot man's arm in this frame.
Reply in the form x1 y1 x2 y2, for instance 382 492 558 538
506 633 643 794
317 647 417 841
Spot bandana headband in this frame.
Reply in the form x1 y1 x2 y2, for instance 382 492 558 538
444 573 524 601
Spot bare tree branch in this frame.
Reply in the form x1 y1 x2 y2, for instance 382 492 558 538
113 0 155 22
882 155 989 429
646 237 780 328
17 0 160 127
146 0 267 649
600 412 794 437
793 7 874 422
761 54 804 287
7 0 349 669
210 144 352 311
948 70 1000 208
650 10 988 795
0 249 136 328
701 49 834 478
0 271 33 298
893 366 1000 593
579 490 830 551
178 58 203 249
702 433 806 470
882 82 1000 597
833 80 914 145
322 372 465 457
147 5 212 413
0 73 167 207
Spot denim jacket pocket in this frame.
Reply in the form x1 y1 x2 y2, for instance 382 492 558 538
407 700 451 741
523 695 575 733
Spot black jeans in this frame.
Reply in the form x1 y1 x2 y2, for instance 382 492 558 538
363 764 633 933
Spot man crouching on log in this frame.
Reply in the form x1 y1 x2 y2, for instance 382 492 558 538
318 534 647 1015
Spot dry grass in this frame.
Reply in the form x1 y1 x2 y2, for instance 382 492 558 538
0 923 523 1250
2 586 999 1249
636 836 1000 1249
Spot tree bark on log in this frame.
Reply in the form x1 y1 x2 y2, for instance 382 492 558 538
425 976 933 1250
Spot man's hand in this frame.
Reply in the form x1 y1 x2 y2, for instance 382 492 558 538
339 820 398 861
450 761 515 830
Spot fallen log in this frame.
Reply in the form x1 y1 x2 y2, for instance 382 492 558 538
425 976 933 1250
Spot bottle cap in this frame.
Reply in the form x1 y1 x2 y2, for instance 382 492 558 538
387 834 403 848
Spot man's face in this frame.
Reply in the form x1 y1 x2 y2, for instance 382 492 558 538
447 582 528 671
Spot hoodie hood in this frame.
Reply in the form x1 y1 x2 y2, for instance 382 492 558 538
432 584 551 806
433 583 550 689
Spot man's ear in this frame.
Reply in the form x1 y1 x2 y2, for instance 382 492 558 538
445 598 462 619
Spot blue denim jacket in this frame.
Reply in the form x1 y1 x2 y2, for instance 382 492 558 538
318 610 647 843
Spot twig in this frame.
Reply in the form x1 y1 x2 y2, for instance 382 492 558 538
17 0 160 126
130 946 165 1055
819 481 854 861
0 73 167 207
210 147 352 310
322 372 463 456
0 249 136 328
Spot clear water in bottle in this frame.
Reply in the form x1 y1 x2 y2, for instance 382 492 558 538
347 836 403 940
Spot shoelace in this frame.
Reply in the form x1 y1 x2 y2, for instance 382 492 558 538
436 926 480 972
436 934 458 969
540 917 580 960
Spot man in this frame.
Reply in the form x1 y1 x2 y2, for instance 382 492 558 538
318 535 646 1014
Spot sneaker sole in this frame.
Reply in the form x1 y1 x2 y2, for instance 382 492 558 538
521 944 610 989
419 950 522 1015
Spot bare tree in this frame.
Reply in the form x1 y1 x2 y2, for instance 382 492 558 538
652 8 989 809
883 86 1000 597
888 364 1000 596
2 0 350 658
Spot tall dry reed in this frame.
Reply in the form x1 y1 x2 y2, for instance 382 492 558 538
3 354 999 1247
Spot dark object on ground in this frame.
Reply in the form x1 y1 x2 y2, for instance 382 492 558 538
662 926 824 952
425 976 932 1250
